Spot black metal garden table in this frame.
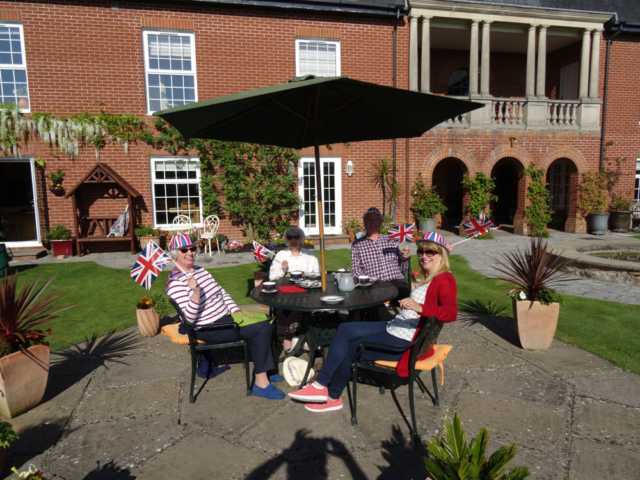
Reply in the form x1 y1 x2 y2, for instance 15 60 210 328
250 275 398 386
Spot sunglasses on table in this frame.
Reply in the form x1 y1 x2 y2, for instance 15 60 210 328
417 249 439 257
179 247 197 253
286 235 300 240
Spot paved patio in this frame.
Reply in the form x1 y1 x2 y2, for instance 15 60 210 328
4 230 640 479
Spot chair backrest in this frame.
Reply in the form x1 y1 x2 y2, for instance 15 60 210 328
203 215 220 235
173 214 192 225
410 317 444 366
169 297 199 347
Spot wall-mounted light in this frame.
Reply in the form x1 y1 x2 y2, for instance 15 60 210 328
509 137 517 148
346 160 354 177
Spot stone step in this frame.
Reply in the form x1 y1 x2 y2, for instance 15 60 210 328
6 247 48 260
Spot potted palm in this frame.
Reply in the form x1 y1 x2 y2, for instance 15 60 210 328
425 412 530 480
345 218 362 243
0 273 75 418
489 237 572 351
134 225 163 251
45 225 74 257
577 170 609 235
410 176 447 233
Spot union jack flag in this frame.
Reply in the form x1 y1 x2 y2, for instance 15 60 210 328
388 223 416 243
462 213 499 237
130 241 171 290
252 241 272 263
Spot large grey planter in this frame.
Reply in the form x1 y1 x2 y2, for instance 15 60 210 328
610 211 631 232
589 213 610 235
419 218 436 234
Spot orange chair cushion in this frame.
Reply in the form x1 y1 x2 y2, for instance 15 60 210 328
375 345 453 385
161 323 205 345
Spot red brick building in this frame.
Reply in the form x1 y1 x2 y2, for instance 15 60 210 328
0 0 638 251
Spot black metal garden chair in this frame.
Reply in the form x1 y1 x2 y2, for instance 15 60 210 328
350 316 449 444
169 298 251 403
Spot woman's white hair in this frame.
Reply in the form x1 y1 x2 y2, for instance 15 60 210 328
284 226 305 246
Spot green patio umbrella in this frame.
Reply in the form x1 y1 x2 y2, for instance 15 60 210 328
157 75 484 290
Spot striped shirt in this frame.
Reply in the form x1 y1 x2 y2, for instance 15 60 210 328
386 282 429 341
351 234 408 281
166 267 241 327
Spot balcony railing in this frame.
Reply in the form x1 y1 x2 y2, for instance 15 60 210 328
438 96 600 132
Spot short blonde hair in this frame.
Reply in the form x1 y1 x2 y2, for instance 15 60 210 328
415 240 450 284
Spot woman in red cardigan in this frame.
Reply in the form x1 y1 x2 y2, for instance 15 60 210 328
288 232 457 412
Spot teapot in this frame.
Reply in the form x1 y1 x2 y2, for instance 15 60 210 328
338 272 355 292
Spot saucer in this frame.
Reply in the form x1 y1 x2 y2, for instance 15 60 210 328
320 295 344 305
261 288 278 294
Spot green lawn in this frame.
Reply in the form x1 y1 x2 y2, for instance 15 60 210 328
8 251 640 373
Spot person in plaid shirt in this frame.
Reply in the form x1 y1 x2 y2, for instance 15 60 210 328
351 207 411 300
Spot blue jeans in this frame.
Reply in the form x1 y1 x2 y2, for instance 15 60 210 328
315 321 410 399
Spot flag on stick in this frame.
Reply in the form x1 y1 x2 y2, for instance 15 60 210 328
130 241 171 290
388 223 416 243
461 213 498 237
252 241 273 262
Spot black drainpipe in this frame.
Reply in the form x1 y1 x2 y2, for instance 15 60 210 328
600 23 625 170
392 7 400 221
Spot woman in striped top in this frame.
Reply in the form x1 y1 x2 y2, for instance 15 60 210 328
288 232 457 412
166 234 285 401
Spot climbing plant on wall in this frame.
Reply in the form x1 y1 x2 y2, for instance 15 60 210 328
523 163 552 237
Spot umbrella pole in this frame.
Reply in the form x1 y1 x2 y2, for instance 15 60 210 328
314 140 328 291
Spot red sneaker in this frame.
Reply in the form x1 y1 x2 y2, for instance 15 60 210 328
288 383 328 402
305 397 343 412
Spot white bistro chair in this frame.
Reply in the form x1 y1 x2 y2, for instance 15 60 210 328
172 214 194 234
200 215 220 256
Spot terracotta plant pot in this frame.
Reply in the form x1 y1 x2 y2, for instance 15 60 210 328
0 345 50 418
346 228 356 243
139 235 162 251
136 308 160 337
513 299 560 351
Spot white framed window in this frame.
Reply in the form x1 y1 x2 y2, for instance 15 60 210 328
150 157 202 228
298 156 342 235
0 23 30 112
296 38 340 77
143 30 198 115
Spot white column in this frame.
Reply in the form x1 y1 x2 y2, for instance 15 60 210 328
480 21 492 96
469 20 479 96
409 16 419 92
579 28 592 99
525 24 536 98
589 29 602 99
420 16 432 94
536 25 548 98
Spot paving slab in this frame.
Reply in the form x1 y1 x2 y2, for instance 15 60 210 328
445 344 527 373
567 371 640 407
569 439 640 480
517 343 622 378
132 433 270 480
88 354 185 388
573 399 640 446
45 416 183 479
454 392 571 453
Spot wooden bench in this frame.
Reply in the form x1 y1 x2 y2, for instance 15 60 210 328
76 215 135 255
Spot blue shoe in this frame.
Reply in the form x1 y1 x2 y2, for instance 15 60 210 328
269 373 284 383
252 383 286 400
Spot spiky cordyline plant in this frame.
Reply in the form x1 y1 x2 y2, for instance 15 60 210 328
0 272 76 356
489 237 572 302
425 412 530 480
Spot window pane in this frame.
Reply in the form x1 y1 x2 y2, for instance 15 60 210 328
166 184 176 196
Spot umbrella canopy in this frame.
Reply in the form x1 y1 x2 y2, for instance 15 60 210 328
157 75 483 149
157 75 484 290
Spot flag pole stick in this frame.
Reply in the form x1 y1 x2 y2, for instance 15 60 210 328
451 226 501 246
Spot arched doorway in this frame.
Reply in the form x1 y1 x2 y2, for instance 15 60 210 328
547 158 578 231
432 157 467 229
491 157 524 227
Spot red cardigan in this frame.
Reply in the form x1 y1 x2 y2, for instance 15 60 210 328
396 272 458 377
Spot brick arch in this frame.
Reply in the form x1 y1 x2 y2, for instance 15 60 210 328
421 145 478 178
539 146 588 173
484 146 533 174
437 58 470 90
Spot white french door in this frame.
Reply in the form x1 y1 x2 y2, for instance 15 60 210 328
298 156 342 235
0 157 42 247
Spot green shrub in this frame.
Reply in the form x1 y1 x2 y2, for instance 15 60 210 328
462 173 497 217
410 175 447 220
45 225 71 241
523 164 553 237
134 225 162 237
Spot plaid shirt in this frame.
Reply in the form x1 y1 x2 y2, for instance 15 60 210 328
351 234 408 281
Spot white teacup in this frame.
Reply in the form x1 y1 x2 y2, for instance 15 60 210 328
290 271 303 280
357 275 371 285
262 282 276 290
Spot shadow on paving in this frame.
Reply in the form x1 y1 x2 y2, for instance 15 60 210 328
457 313 520 348
245 427 429 479
83 460 136 480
